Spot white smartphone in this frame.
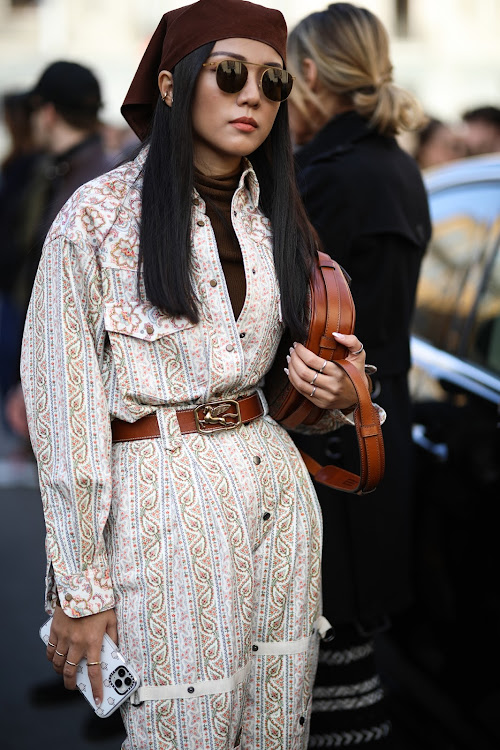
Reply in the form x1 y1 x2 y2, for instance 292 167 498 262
40 616 140 718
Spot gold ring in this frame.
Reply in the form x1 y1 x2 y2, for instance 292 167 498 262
309 372 319 386
319 360 327 373
86 661 101 667
65 659 78 667
55 650 66 658
48 641 56 648
310 386 317 397
351 343 364 356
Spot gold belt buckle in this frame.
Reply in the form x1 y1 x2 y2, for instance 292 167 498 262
194 399 242 433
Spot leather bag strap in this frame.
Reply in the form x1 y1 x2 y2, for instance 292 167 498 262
280 254 354 430
299 359 385 495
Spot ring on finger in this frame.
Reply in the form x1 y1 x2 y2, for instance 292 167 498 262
48 641 56 648
319 360 327 373
310 386 317 397
351 343 364 356
55 650 66 658
65 659 78 667
309 371 319 386
87 661 101 667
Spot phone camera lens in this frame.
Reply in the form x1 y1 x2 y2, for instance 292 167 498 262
125 677 132 686
115 679 123 688
118 668 126 677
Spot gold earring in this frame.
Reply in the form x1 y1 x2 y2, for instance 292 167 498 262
161 91 173 105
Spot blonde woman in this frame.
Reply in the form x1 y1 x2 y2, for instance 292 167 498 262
287 4 431 747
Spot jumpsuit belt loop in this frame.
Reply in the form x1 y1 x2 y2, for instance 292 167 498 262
315 615 335 641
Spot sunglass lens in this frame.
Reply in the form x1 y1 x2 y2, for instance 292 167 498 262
216 60 248 94
262 69 293 102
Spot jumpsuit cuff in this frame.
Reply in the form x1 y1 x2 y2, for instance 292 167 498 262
291 407 354 435
338 402 386 425
293 402 386 434
46 561 115 618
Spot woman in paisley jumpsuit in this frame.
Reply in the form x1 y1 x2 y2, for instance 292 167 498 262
21 1 371 748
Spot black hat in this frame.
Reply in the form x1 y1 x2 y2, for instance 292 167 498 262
28 61 102 114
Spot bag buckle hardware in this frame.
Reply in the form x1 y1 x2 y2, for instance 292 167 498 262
194 399 242 433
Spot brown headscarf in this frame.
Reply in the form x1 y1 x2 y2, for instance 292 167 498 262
121 0 288 141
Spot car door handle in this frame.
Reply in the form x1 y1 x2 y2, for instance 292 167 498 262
412 423 448 461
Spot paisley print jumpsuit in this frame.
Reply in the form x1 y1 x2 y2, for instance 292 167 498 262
21 148 348 749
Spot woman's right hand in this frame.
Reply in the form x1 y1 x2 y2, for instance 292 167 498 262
46 604 118 707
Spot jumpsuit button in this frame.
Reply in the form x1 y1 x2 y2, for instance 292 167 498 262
252 645 259 652
226 344 234 352
253 455 261 465
209 279 217 287
65 593 72 601
187 686 195 694
263 512 271 521
299 716 305 726
252 268 256 275
239 332 245 338
197 219 205 227
193 198 200 206
145 324 154 335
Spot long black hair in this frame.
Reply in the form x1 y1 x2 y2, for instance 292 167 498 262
139 42 317 341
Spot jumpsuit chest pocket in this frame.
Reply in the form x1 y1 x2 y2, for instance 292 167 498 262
103 302 207 402
103 302 195 341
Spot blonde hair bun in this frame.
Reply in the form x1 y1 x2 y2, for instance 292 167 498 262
288 3 425 136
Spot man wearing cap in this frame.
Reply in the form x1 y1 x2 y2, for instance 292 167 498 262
6 61 112 438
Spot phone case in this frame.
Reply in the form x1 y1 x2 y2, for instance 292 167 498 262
40 616 140 718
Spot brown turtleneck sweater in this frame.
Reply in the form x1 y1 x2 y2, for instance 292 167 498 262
194 166 246 319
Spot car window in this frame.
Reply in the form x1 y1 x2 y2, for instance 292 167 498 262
463 232 500 375
413 182 500 354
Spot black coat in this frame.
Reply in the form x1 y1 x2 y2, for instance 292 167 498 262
19 133 112 307
293 111 431 627
12 134 112 386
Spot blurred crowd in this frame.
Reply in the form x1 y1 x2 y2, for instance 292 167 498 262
409 105 500 169
0 61 139 448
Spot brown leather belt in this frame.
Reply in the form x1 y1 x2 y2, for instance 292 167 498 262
111 393 264 443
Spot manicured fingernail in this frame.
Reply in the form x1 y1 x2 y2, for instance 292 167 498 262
289 347 294 355
284 367 289 376
293 342 298 348
332 331 345 338
95 697 101 707
286 355 290 363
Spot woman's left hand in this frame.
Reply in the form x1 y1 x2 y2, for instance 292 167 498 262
285 332 367 411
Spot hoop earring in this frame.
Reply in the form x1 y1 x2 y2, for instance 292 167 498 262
161 91 171 105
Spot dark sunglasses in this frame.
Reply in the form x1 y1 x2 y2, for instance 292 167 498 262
201 59 294 103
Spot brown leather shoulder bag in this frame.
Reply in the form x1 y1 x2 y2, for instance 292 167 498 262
265 251 385 495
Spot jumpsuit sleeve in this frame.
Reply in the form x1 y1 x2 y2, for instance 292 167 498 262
292 402 386 435
290 367 385 434
21 232 114 619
